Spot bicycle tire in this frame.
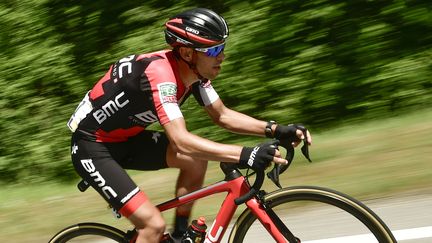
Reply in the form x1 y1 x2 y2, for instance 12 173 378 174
49 222 128 243
229 186 396 243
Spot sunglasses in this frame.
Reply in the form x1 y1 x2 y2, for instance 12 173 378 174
195 43 225 57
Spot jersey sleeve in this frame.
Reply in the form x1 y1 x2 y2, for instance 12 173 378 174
145 59 183 125
192 80 220 106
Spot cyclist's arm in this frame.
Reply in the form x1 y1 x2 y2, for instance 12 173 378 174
204 98 275 137
163 117 243 163
163 117 287 165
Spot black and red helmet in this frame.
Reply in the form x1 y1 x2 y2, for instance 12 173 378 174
165 8 229 48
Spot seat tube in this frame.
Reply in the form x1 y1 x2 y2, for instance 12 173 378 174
246 198 287 243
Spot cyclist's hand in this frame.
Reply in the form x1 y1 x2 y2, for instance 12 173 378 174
274 124 312 147
239 140 287 171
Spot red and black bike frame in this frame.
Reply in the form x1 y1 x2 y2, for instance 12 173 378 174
156 166 288 243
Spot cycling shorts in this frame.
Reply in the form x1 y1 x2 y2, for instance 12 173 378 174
71 130 169 217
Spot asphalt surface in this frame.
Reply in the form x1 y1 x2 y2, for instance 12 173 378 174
220 190 432 242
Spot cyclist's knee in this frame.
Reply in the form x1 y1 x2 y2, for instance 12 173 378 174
193 159 208 174
166 146 208 172
180 159 207 182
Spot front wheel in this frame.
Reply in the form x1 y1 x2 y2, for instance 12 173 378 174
229 186 396 243
49 222 129 243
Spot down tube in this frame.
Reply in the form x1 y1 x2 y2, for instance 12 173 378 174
204 190 240 243
245 198 287 243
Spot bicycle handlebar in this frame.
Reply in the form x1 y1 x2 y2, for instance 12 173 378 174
234 170 265 205
233 126 312 204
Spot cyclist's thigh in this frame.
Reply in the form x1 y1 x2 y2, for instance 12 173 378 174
120 130 170 171
71 136 148 216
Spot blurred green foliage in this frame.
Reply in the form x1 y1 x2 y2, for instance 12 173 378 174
0 0 431 183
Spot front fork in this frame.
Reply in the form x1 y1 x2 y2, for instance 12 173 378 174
255 191 300 243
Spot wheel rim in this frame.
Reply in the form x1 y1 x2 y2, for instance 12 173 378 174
230 187 395 243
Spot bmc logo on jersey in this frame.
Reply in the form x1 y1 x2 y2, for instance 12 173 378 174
112 55 135 79
80 159 117 199
93 91 129 124
134 110 158 124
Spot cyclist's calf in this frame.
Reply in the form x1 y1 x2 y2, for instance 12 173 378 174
129 201 166 243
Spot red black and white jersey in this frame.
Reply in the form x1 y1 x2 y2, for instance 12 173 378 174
67 50 219 142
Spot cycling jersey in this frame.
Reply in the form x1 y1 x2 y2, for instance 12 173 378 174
68 50 219 142
68 50 220 217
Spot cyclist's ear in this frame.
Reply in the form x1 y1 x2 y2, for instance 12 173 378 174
178 47 194 61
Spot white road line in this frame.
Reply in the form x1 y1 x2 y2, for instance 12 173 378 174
395 226 432 241
303 226 432 243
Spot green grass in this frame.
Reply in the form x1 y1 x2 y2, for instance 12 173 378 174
1 110 431 242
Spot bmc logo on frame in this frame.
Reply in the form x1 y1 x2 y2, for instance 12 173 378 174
204 220 224 243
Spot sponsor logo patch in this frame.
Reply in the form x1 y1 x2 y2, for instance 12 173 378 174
158 82 177 103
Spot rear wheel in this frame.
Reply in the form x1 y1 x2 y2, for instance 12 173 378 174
49 222 129 243
229 186 396 243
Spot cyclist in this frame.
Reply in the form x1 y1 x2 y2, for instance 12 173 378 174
67 8 312 243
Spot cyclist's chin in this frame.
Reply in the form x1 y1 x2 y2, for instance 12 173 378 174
206 68 221 80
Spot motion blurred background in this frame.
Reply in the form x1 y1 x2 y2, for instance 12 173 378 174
0 0 431 242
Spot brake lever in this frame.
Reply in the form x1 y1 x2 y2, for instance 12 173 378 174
267 127 312 188
296 125 312 163
267 162 288 189
267 145 293 189
300 136 312 163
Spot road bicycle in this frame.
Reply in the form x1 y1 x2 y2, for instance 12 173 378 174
49 136 397 243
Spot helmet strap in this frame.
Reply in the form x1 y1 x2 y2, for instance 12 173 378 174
190 51 205 80
174 48 204 80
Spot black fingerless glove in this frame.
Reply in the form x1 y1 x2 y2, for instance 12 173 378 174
239 140 278 171
274 124 302 143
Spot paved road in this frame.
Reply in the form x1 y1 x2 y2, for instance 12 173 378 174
363 192 432 243
221 191 432 242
